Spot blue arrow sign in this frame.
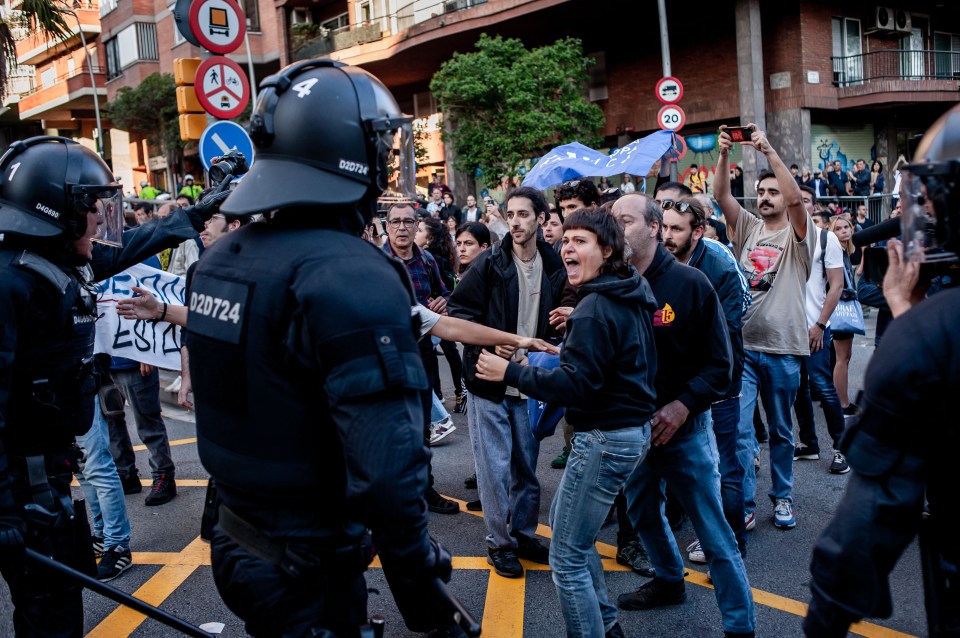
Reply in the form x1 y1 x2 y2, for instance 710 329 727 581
198 121 255 172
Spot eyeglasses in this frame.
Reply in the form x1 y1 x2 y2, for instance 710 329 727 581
659 199 693 213
204 214 226 226
562 180 582 189
387 218 417 228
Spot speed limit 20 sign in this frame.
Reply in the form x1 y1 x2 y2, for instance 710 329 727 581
657 105 686 132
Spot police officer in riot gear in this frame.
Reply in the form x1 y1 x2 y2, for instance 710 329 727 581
0 136 217 635
804 104 960 638
185 59 469 638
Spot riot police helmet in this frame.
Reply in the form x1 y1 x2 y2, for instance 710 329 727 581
899 104 960 263
0 136 124 246
220 59 414 222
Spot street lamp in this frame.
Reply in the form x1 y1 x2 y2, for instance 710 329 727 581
59 4 104 158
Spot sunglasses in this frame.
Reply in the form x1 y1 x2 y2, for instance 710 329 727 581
659 199 693 213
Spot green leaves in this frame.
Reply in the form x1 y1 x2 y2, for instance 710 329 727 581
430 34 604 188
105 73 183 157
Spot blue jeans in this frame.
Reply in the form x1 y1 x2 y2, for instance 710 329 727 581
712 396 746 553
76 399 131 550
625 411 755 635
468 394 540 548
739 350 801 515
430 390 450 423
550 425 650 638
795 329 845 451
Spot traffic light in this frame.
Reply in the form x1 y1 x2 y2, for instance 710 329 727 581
175 58 203 141
178 115 206 141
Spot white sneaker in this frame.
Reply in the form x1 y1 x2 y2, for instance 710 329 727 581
774 498 796 529
164 376 182 393
686 539 706 564
744 511 756 531
428 417 456 445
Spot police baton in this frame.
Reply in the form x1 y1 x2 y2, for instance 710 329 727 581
26 549 214 638
433 577 482 637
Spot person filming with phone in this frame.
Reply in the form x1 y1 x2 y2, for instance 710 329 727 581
713 123 817 532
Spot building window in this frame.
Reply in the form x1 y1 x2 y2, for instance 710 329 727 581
238 0 260 33
358 1 372 25
321 12 348 33
105 23 159 81
99 0 117 17
832 17 862 85
41 67 55 88
933 32 960 78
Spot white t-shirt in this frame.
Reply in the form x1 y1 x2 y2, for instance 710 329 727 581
412 304 441 339
804 229 844 329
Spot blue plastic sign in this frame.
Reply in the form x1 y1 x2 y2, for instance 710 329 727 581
198 121 254 172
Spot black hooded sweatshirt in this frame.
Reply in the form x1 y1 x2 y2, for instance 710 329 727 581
642 244 733 414
503 269 658 431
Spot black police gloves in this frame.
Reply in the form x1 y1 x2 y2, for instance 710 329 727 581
182 187 232 232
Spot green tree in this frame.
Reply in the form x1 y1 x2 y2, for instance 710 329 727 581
430 34 604 188
1 0 72 99
106 73 184 172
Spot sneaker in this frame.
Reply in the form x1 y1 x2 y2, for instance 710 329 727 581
464 473 477 489
144 474 177 506
428 417 456 445
830 450 850 474
754 455 760 472
842 403 860 418
487 546 523 578
616 540 655 577
465 499 482 511
774 498 796 529
164 375 182 393
514 536 549 564
744 511 756 532
617 578 686 610
793 444 820 461
551 446 570 469
453 392 467 414
97 545 132 582
92 535 105 558
425 488 460 514
120 473 142 495
686 539 706 564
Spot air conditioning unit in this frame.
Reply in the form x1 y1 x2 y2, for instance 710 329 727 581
893 9 912 33
867 6 896 33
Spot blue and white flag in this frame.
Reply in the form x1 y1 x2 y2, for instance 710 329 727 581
521 130 676 190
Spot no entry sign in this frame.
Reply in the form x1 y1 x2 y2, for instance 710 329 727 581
189 0 246 54
194 56 250 119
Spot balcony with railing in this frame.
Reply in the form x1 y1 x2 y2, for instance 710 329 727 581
290 0 488 61
830 49 960 104
15 3 101 67
18 64 106 120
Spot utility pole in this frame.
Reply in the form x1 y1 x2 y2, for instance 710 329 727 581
656 0 677 181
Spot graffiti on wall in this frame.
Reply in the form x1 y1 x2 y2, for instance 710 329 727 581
811 124 876 174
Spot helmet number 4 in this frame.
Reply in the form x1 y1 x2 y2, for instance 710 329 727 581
292 79 318 98
8 162 21 181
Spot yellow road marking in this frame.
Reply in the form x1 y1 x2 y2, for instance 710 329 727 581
132 437 197 452
71 478 208 488
87 537 208 637
482 566 525 636
85 496 919 638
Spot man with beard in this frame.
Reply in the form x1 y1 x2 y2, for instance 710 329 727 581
660 196 751 558
448 186 566 578
713 124 816 530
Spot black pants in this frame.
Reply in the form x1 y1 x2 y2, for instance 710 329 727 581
433 340 463 396
0 470 87 638
210 528 368 638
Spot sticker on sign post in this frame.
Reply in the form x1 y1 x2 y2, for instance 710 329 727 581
194 57 250 119
189 0 246 54
657 105 686 132
655 77 684 104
